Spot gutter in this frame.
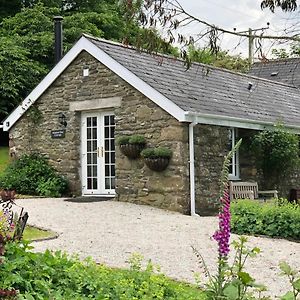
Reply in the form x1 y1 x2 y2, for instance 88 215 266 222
189 121 199 217
184 111 300 134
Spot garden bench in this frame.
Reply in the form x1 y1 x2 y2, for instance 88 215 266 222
229 181 278 201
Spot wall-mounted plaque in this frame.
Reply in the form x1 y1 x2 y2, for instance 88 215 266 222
51 129 66 139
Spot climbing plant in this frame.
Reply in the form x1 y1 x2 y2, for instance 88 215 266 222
251 124 299 188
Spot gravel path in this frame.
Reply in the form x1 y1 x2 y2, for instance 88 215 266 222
16 198 299 298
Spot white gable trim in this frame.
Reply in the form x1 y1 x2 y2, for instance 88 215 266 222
3 36 186 131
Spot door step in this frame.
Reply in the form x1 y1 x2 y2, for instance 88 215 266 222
64 196 115 203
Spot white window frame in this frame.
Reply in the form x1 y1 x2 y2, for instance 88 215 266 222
228 128 240 180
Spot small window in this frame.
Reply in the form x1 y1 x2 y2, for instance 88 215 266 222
228 128 240 180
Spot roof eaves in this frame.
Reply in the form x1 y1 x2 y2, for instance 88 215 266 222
184 111 300 133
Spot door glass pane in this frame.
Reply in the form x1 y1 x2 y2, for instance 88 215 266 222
104 114 115 190
86 116 98 191
105 140 109 151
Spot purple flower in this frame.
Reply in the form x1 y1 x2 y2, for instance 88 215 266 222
213 187 231 257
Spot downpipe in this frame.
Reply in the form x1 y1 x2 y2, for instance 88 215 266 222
189 121 200 217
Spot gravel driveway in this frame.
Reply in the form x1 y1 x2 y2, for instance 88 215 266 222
16 198 299 298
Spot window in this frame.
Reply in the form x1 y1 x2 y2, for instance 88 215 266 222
228 128 240 180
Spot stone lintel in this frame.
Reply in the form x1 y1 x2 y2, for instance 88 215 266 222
69 97 122 111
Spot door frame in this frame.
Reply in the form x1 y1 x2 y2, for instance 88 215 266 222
81 111 116 196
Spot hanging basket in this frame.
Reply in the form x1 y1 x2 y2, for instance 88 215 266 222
144 157 170 171
120 143 145 159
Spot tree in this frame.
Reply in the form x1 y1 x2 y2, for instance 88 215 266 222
121 0 300 65
0 0 21 21
0 36 47 117
0 1 170 119
188 46 249 73
260 0 297 12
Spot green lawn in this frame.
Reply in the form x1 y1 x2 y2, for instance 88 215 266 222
23 226 57 241
0 146 9 174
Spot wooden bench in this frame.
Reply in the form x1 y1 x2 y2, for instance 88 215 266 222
229 181 278 201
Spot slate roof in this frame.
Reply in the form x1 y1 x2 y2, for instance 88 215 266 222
249 58 300 88
88 36 300 129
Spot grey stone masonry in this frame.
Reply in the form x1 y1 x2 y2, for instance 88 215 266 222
193 124 228 215
9 51 191 213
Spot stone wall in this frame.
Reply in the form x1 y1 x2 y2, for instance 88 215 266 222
115 93 190 213
11 49 297 214
194 124 229 215
9 51 191 213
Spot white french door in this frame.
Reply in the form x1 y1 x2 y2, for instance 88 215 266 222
81 112 115 195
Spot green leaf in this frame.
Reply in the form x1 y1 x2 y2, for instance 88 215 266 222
223 284 239 300
279 261 293 275
292 278 300 291
238 271 254 285
280 291 295 300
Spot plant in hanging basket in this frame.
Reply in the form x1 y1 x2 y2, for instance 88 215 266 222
117 135 146 159
141 147 172 171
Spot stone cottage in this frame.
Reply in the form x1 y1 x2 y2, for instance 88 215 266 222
2 35 300 215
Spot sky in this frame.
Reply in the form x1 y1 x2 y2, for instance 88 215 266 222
174 0 300 59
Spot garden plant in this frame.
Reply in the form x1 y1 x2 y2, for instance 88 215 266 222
0 141 299 299
0 153 68 197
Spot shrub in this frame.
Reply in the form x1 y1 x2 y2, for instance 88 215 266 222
0 153 68 197
36 177 68 197
251 124 299 188
0 241 206 300
141 147 172 159
231 200 300 240
117 135 146 145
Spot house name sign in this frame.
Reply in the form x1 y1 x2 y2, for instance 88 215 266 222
51 129 66 139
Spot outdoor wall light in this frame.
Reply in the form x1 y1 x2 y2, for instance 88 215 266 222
247 82 253 91
58 113 67 127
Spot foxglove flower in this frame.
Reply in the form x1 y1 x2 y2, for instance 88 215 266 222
213 186 231 257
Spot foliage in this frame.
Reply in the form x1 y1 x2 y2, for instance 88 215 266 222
27 106 43 125
231 199 300 240
36 176 68 197
0 35 47 118
188 46 249 73
0 0 21 21
141 147 172 158
279 261 300 300
128 135 146 144
193 236 267 300
0 241 206 299
117 135 146 145
251 124 299 188
0 148 9 175
0 211 14 245
192 139 244 299
261 0 297 12
117 136 130 145
0 153 68 197
0 1 167 118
